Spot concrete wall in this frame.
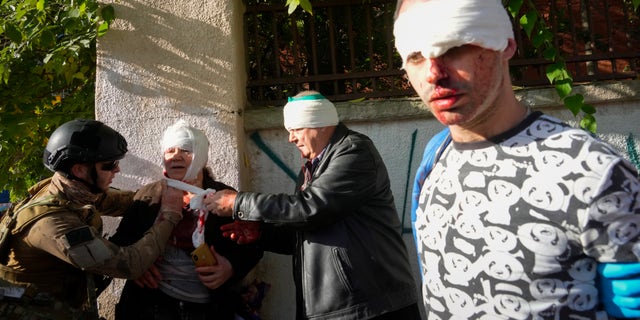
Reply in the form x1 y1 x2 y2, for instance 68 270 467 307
94 0 248 318
96 0 247 190
93 1 640 319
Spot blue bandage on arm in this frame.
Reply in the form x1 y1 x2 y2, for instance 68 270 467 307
598 262 640 318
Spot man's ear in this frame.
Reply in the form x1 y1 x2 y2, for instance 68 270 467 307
503 38 517 60
70 163 88 179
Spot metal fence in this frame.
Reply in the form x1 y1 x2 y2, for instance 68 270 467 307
244 0 640 107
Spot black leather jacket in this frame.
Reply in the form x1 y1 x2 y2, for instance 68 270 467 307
234 123 417 320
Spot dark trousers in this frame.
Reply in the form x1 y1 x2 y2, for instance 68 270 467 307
114 282 236 320
371 303 422 320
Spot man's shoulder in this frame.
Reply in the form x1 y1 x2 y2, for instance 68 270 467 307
529 113 627 162
338 126 373 146
14 199 77 234
134 180 164 199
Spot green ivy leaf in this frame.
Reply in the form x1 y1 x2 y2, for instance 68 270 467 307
299 0 313 14
545 63 563 83
507 0 523 17
101 5 115 24
97 22 108 37
581 103 596 115
542 47 557 60
555 81 572 99
633 0 639 11
286 0 300 15
67 8 80 18
532 29 553 49
563 94 583 115
580 114 597 133
519 11 538 38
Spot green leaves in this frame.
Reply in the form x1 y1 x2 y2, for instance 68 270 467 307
98 5 115 37
519 11 538 38
506 0 597 133
0 0 113 199
3 23 22 42
285 0 312 14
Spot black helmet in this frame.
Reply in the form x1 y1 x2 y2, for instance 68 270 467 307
43 119 128 172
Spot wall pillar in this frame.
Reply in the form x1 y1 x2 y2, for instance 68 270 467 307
96 0 247 190
95 1 248 318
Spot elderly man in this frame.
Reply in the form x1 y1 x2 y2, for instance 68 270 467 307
205 91 420 320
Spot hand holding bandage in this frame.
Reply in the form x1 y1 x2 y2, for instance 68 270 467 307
165 178 215 251
157 180 184 225
203 189 237 217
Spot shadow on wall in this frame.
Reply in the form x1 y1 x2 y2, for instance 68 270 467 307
98 0 241 119
113 153 164 189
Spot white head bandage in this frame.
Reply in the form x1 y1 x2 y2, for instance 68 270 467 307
161 119 209 181
283 93 339 131
393 0 514 66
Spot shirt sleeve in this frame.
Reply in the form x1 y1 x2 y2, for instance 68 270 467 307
234 138 381 228
582 157 640 262
27 208 177 279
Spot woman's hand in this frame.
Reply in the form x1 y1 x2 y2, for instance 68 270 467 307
195 245 233 290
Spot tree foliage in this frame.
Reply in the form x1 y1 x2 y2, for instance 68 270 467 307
0 0 114 200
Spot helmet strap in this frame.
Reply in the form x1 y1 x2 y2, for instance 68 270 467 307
64 165 104 194
87 166 103 194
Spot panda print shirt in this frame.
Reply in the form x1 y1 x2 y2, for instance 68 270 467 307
416 112 640 320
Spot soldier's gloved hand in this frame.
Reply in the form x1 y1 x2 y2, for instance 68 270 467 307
598 262 640 318
158 181 183 225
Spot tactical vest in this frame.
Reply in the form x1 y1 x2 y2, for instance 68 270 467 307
0 181 101 319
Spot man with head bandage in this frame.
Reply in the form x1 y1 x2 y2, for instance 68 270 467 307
204 90 421 320
109 120 263 320
394 0 640 319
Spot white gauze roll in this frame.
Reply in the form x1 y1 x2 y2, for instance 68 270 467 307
283 94 339 131
394 0 514 66
161 119 209 181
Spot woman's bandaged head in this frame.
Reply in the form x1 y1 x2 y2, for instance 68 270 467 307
283 93 339 131
394 0 514 65
161 119 209 181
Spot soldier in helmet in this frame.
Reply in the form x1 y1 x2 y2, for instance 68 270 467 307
0 119 183 319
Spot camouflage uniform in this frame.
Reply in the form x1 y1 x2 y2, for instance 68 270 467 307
0 174 182 319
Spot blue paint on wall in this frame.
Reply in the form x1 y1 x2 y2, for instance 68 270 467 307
250 132 298 182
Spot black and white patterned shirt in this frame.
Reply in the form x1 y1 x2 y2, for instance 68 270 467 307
416 112 640 320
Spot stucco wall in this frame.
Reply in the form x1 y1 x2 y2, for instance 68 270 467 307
94 0 248 319
95 0 247 190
